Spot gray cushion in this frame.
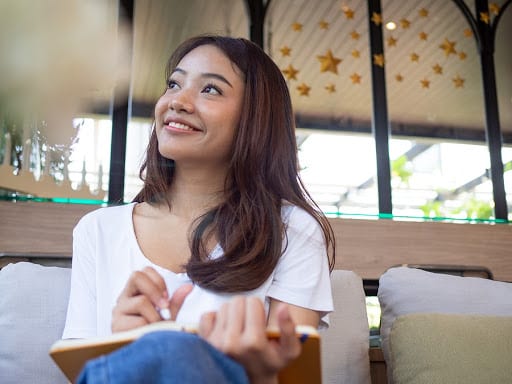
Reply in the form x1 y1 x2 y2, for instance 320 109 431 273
0 262 70 384
321 270 371 384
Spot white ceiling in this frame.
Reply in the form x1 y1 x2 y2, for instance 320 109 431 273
121 0 512 135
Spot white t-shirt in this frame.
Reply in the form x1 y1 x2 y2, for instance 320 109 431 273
62 202 333 339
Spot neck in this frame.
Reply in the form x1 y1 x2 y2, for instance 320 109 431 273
166 163 227 219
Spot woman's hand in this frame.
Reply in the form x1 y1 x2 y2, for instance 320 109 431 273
112 266 193 332
198 297 301 384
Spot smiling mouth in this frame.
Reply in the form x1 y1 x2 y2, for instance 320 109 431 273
166 121 198 132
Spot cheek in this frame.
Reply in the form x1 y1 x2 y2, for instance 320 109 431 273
154 97 168 119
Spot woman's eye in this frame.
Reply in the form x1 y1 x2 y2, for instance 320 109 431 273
167 80 179 89
203 84 221 95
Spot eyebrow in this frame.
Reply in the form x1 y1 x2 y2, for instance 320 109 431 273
172 67 233 88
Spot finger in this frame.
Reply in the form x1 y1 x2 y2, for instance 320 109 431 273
115 294 162 324
245 296 267 336
120 269 168 310
276 303 301 360
198 311 216 338
239 297 268 354
141 267 168 299
112 314 148 333
208 301 230 348
223 296 246 350
168 283 194 320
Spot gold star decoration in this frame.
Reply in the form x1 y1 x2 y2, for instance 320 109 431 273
419 32 428 41
432 63 443 74
373 53 385 67
420 78 430 88
458 51 467 60
343 7 355 19
280 46 291 57
480 12 490 24
419 8 429 18
464 28 473 38
292 22 303 31
319 20 329 30
395 74 404 82
350 30 360 40
410 53 420 62
371 12 382 26
351 49 360 58
350 73 362 84
439 38 457 56
297 83 311 96
325 83 336 93
452 75 465 88
387 36 398 47
317 49 342 74
400 18 411 29
489 3 500 15
282 64 299 81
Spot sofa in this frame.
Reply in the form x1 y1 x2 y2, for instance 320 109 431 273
0 262 372 384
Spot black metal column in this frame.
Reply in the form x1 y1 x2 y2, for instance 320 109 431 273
475 0 507 220
244 0 271 47
367 0 392 215
108 0 134 204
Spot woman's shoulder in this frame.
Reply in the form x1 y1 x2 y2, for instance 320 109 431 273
75 202 136 230
281 203 323 239
281 203 319 226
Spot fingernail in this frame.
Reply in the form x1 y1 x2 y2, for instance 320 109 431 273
159 308 171 320
158 298 169 309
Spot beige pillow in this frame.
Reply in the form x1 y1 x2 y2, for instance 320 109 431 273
389 313 512 384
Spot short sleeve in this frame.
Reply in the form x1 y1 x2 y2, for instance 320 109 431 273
62 215 98 339
267 207 333 328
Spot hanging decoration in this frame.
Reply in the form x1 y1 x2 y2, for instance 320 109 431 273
324 83 336 93
371 12 382 26
280 46 291 57
350 73 362 84
297 83 311 96
317 50 342 74
275 1 500 98
282 64 299 81
319 20 329 30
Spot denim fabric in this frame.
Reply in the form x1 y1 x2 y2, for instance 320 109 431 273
77 331 249 384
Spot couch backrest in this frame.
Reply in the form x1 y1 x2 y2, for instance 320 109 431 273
0 262 71 384
321 269 371 384
0 263 371 384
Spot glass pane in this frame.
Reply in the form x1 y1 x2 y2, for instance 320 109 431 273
125 0 249 202
495 3 512 220
267 0 378 215
0 1 120 203
382 0 495 219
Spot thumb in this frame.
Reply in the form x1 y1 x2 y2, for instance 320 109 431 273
169 283 193 321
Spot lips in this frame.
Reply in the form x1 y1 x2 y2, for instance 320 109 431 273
163 117 201 132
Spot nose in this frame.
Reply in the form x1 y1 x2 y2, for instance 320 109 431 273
168 91 194 113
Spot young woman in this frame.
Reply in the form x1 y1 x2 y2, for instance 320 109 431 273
64 35 335 383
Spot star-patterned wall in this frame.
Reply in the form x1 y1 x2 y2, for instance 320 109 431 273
265 0 512 132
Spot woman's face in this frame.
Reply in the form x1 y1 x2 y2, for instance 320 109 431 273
154 44 245 169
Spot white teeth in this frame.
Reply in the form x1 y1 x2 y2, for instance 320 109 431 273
168 121 193 131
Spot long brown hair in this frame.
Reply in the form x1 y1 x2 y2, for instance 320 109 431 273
134 35 335 292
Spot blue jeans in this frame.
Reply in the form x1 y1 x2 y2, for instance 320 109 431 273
77 331 250 383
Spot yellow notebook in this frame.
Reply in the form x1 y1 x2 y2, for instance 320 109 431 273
49 322 321 384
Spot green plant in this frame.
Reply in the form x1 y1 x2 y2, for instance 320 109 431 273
391 155 412 185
